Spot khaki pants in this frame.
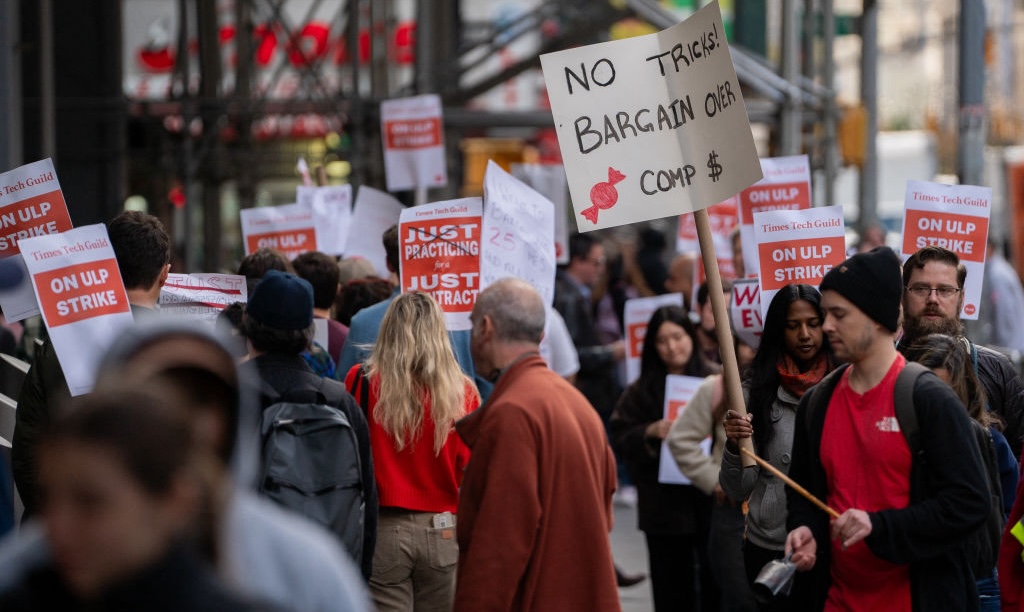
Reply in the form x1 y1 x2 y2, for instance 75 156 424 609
371 509 458 612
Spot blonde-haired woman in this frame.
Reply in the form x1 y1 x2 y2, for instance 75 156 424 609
344 292 480 611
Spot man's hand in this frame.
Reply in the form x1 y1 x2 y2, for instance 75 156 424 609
645 418 672 440
785 526 817 571
831 508 872 550
609 340 626 362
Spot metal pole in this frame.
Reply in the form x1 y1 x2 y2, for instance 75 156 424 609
0 0 21 170
780 0 801 155
39 0 55 159
198 0 221 272
858 0 878 232
822 0 837 207
957 0 986 187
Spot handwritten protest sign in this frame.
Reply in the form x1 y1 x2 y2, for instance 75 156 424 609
399 198 482 331
0 159 75 321
240 203 316 260
381 94 448 192
753 204 845 318
730 278 762 349
658 374 711 485
481 161 557 305
901 180 991 319
679 197 739 279
738 155 811 277
296 184 352 256
540 2 761 231
159 273 247 323
21 224 133 395
345 186 405 278
511 163 570 264
624 293 685 384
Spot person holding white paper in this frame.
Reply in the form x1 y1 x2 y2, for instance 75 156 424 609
609 306 719 611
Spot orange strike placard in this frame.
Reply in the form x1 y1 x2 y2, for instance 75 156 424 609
902 209 987 263
666 400 688 421
757 236 847 291
385 118 442 150
35 258 130 327
244 228 317 260
0 190 74 256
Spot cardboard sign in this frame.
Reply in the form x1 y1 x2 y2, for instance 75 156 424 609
730 278 762 349
296 184 353 256
753 204 845 318
399 198 482 331
0 158 75 321
159 273 247 323
239 203 317 260
511 163 570 264
21 224 133 396
345 186 405 278
380 94 448 192
540 2 762 231
900 180 992 319
481 161 557 306
623 293 685 384
738 155 812 277
658 374 712 485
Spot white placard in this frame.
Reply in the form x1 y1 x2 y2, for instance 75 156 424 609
900 181 992 320
511 163 570 264
738 155 812 277
239 203 317 260
658 374 712 485
399 198 482 331
481 161 557 306
159 273 247 323
730 278 762 350
0 158 75 321
623 293 685 384
346 186 405 278
380 94 448 192
540 2 762 231
21 224 134 396
297 184 353 256
752 205 846 318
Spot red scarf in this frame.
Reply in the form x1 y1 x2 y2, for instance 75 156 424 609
776 353 832 398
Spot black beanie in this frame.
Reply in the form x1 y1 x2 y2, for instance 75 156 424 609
819 247 902 332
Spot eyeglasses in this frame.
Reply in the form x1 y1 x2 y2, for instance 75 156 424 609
906 284 961 299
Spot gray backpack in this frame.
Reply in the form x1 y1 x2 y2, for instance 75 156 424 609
258 380 365 563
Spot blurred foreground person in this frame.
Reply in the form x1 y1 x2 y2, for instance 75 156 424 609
0 385 257 611
455 278 620 612
344 292 480 611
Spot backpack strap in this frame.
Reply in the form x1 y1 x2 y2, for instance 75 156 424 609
894 361 929 461
357 365 370 413
803 363 850 435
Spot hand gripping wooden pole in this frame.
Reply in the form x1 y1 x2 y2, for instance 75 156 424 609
693 208 755 467
740 447 840 519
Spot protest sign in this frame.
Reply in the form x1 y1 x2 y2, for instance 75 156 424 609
624 293 685 384
240 203 317 260
159 273 247 323
0 159 75 321
730 278 762 349
296 184 353 256
540 2 761 231
901 180 991 319
481 161 557 305
679 197 739 281
381 94 448 192
511 163 570 264
21 224 133 396
658 374 711 485
346 186 405 278
399 198 482 331
738 155 811 277
753 204 845 318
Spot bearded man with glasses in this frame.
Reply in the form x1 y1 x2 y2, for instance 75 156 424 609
898 246 1024 456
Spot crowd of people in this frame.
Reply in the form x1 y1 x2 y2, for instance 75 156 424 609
1 210 1024 612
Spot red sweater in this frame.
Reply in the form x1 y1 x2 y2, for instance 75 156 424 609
345 365 477 513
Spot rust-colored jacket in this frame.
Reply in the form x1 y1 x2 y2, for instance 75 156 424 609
454 354 620 612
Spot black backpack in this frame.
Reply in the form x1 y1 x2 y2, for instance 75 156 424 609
258 379 365 564
804 361 1003 576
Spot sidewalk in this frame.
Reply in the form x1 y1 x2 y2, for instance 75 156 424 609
611 502 653 612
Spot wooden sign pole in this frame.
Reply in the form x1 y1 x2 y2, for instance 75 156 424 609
693 207 755 467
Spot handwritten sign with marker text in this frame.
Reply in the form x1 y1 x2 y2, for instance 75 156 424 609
21 224 134 396
730 278 762 349
900 180 991 320
159 273 248 323
511 163 570 264
381 94 448 192
240 203 317 260
540 2 761 231
753 204 845 318
296 185 353 256
738 155 812 276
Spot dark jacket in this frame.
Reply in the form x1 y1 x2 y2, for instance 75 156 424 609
610 380 711 535
251 352 378 579
974 343 1024 457
787 368 991 612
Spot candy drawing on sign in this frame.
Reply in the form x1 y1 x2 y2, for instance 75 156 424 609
582 167 626 224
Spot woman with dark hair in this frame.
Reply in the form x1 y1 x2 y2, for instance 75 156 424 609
720 283 835 611
610 305 720 611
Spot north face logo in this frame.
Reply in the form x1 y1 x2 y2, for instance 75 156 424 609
875 416 900 433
